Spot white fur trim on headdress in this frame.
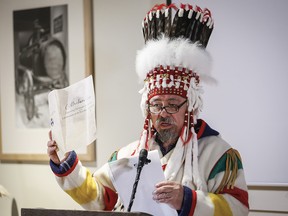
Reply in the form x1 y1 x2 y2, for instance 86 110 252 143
136 36 215 84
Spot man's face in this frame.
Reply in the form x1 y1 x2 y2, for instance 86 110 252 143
148 95 187 144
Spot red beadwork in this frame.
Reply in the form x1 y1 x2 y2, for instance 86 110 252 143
146 66 199 100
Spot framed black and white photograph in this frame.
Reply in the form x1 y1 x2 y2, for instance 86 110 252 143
0 0 95 162
14 4 69 128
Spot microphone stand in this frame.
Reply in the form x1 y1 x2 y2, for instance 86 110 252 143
127 150 151 212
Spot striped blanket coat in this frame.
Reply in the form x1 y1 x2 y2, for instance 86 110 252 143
50 120 249 215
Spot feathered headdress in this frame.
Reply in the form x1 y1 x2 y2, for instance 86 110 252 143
136 3 215 119
135 3 215 189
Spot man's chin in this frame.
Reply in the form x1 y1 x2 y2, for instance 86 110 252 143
158 128 172 134
158 129 178 142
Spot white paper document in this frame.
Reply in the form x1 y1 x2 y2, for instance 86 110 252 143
108 150 177 216
48 75 96 157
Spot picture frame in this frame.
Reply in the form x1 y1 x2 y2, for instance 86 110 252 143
0 0 95 162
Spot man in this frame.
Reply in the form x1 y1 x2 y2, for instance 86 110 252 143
47 3 249 215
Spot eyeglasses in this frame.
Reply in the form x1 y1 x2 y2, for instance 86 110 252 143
148 100 187 114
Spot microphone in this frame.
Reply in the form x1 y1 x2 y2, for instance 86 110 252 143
137 148 148 171
127 149 150 212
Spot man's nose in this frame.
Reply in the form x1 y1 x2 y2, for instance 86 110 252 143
159 107 170 117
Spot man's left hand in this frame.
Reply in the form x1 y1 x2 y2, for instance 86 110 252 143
152 181 184 210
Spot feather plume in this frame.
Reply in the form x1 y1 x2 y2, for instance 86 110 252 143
136 36 216 84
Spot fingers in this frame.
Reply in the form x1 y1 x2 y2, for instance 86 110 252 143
152 185 173 202
154 181 177 193
49 130 53 141
47 141 58 154
155 180 174 187
47 139 55 147
47 131 60 165
47 145 61 165
152 181 184 210
153 191 173 202
47 131 58 152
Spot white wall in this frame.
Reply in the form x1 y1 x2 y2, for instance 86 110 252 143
174 0 288 214
175 0 288 186
0 0 287 215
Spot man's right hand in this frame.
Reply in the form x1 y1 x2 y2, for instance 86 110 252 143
47 131 61 165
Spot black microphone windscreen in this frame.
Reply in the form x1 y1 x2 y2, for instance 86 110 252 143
138 149 148 167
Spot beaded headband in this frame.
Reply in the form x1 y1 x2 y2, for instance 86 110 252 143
145 66 199 100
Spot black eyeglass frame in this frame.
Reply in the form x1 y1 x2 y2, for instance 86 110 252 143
148 100 188 114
